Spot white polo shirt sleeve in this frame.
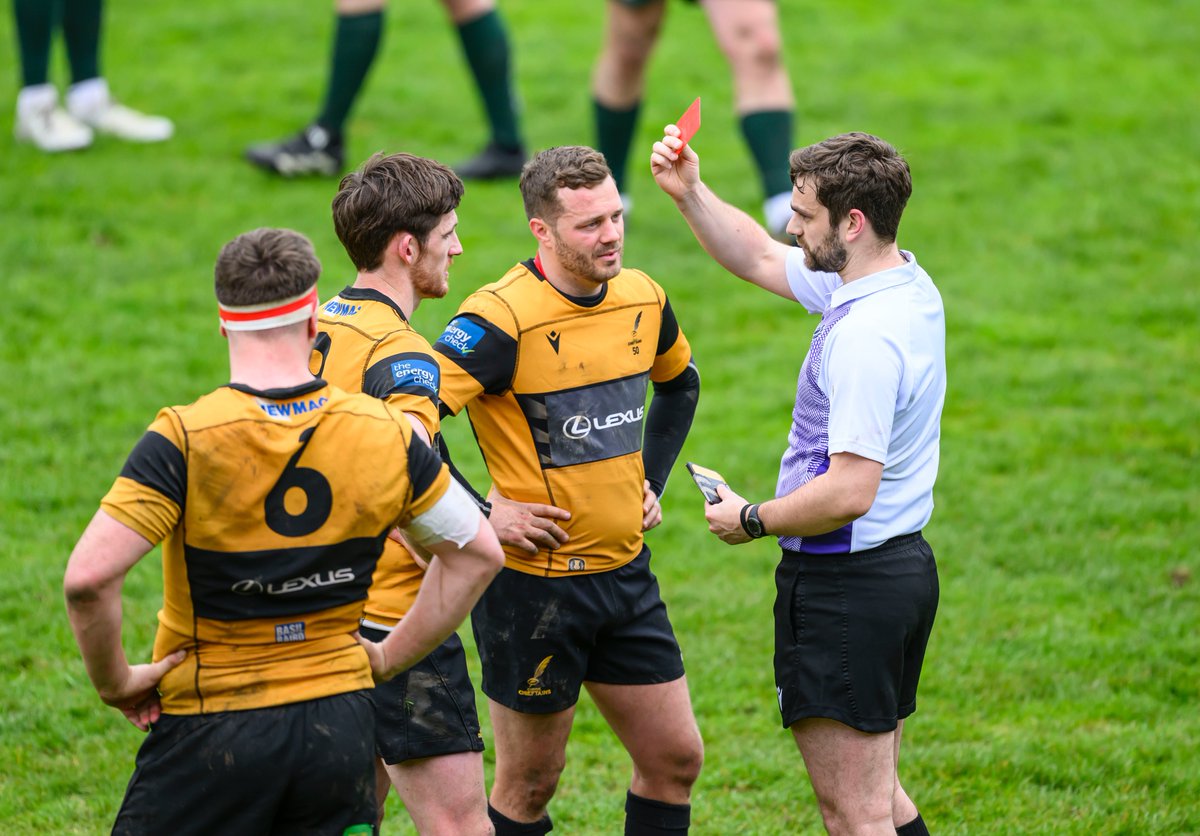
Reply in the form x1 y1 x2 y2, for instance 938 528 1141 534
784 248 842 314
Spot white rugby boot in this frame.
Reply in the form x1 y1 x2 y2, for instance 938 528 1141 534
67 78 174 143
14 83 93 152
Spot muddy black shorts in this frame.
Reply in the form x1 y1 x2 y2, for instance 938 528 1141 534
359 628 485 763
113 691 376 835
774 532 939 733
472 546 685 714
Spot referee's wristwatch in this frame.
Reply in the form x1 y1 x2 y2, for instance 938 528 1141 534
740 503 766 539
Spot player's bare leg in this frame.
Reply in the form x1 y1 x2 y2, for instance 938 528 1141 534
791 717 898 836
891 718 922 829
487 700 576 824
593 0 666 109
585 677 704 805
698 0 792 113
383 751 493 835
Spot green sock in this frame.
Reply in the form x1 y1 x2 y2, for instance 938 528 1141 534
62 0 102 84
594 98 641 194
315 10 384 137
13 0 55 87
456 10 521 150
739 109 794 199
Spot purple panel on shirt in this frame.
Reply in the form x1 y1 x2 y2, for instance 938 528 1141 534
777 302 853 554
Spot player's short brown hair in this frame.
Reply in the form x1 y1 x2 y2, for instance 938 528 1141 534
520 146 613 224
789 132 912 241
332 152 465 271
214 228 321 306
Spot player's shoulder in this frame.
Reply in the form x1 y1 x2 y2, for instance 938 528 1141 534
319 287 414 341
609 266 666 306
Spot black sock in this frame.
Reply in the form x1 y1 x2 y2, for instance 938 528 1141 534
625 791 690 834
594 98 641 194
488 802 553 835
739 109 794 200
62 0 102 84
13 0 54 87
456 9 522 150
315 10 384 137
896 812 930 836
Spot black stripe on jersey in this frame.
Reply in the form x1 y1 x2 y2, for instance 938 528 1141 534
407 431 444 500
184 533 387 620
516 372 649 469
119 430 186 509
363 351 442 403
434 313 518 396
656 297 680 356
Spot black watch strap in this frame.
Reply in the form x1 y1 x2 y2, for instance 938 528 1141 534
740 503 765 539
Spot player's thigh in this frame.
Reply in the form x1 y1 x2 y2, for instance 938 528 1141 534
586 676 702 773
606 0 668 57
487 698 576 779
791 717 896 821
385 751 490 834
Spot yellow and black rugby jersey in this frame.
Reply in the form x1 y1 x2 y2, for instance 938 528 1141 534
309 286 442 627
100 381 450 714
434 259 693 577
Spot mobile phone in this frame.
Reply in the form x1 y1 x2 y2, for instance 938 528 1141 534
686 462 727 504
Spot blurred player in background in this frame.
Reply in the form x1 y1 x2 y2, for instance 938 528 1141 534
316 152 569 833
63 227 503 834
433 145 703 835
593 0 795 236
246 0 526 180
12 0 173 152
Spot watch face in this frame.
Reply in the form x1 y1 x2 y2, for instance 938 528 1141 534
745 506 764 538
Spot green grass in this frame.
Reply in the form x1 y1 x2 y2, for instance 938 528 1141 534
2 0 1198 832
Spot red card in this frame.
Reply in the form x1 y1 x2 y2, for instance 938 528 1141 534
675 97 701 147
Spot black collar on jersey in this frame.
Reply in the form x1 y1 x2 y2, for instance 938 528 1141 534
336 285 410 322
524 256 608 308
227 379 329 400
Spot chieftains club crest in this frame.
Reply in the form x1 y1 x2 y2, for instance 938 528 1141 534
518 655 554 697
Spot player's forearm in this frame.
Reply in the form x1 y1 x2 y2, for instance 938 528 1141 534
642 363 700 496
65 586 131 701
375 532 503 678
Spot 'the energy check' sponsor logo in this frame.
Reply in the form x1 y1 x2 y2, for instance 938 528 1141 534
232 568 355 596
562 405 644 440
518 655 554 697
390 358 438 393
437 317 485 355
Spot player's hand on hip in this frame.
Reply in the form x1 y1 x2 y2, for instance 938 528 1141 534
706 483 752 545
486 486 571 555
650 124 701 199
642 480 663 532
388 526 430 570
103 650 187 731
354 631 393 683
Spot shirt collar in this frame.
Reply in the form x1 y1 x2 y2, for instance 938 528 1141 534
828 251 918 309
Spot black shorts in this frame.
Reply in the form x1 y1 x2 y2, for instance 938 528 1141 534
472 546 685 714
113 691 376 835
359 627 485 763
774 532 939 734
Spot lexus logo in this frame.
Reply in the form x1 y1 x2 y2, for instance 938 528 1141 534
563 415 592 439
232 579 264 595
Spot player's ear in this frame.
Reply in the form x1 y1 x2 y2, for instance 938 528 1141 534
529 217 552 249
844 208 868 242
219 324 227 339
390 231 419 266
307 309 319 340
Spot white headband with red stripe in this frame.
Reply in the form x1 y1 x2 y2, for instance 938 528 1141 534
218 286 319 332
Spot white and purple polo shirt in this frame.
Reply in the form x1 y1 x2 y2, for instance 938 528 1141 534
777 248 946 554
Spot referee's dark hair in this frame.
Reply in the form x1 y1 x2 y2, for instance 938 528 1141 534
789 132 912 242
332 152 464 272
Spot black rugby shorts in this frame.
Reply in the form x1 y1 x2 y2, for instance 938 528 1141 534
774 532 939 733
359 627 485 763
472 546 685 713
113 691 376 835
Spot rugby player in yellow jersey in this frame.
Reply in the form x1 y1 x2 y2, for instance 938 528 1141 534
63 228 503 835
433 146 704 835
314 151 571 834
